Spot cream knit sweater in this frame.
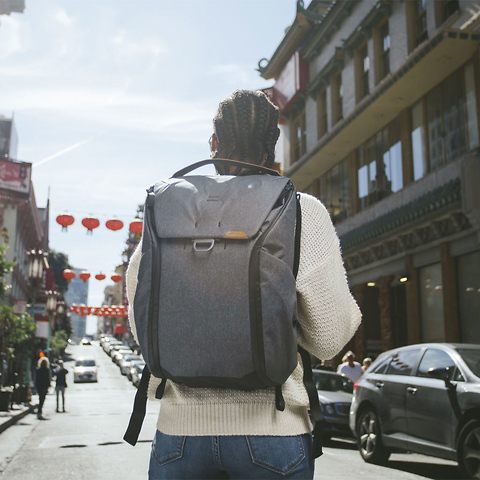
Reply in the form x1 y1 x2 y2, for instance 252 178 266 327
126 192 361 436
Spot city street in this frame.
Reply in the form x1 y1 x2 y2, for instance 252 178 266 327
0 344 462 480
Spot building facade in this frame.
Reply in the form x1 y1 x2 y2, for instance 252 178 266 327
259 0 480 359
64 268 89 340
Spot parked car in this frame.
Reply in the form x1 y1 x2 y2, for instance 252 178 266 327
350 343 480 479
112 348 133 364
103 339 122 354
312 369 353 441
130 362 145 388
119 355 142 376
73 358 98 383
128 360 145 382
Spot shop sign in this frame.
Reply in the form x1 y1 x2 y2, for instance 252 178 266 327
0 158 31 195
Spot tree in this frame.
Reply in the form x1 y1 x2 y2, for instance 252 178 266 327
50 330 69 359
47 250 73 295
0 245 14 299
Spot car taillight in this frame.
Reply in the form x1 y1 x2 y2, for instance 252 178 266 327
354 380 359 391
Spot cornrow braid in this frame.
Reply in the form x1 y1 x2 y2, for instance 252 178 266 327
212 90 280 172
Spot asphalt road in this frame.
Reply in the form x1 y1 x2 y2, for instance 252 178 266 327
0 344 462 480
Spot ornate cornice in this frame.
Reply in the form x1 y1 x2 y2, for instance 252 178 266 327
307 47 344 96
342 0 392 56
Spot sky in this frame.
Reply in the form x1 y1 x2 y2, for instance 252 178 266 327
0 0 296 333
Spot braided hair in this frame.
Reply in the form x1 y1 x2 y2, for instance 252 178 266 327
211 90 280 170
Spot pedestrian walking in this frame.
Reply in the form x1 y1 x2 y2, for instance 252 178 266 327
125 90 362 479
337 351 363 382
54 360 68 412
35 358 51 420
362 357 372 373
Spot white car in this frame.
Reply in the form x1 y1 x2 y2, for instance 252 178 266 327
73 358 98 383
119 355 142 375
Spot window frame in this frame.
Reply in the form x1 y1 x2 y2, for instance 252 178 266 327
414 0 428 47
356 40 370 102
290 109 307 165
317 87 328 140
331 70 343 125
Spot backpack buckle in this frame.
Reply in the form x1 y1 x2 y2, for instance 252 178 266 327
193 239 215 252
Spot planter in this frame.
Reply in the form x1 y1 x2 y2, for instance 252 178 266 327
0 391 12 411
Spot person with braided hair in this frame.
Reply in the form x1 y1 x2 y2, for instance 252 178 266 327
126 90 361 479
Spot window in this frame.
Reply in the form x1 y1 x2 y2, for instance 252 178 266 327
379 22 390 80
386 349 420 376
291 110 306 164
332 70 343 124
317 88 328 139
319 157 351 223
411 100 427 181
419 263 445 342
414 0 428 47
357 42 370 101
357 119 403 210
411 66 473 180
436 0 460 26
465 62 479 150
457 251 480 344
417 349 457 380
373 356 391 374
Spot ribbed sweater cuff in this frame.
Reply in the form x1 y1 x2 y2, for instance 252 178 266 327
157 403 312 437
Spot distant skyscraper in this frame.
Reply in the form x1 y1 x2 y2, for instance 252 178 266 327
65 267 89 340
0 116 18 160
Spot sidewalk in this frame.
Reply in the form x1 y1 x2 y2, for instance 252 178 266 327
0 404 37 435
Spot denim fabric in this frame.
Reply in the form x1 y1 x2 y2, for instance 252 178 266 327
149 430 314 479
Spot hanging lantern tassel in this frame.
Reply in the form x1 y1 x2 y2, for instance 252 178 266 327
82 216 100 235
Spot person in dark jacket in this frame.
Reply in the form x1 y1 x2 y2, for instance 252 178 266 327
35 358 51 420
54 360 68 412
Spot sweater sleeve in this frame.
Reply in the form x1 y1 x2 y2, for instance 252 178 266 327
296 193 361 360
125 239 142 344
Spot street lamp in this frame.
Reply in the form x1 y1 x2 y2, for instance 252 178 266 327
25 249 48 383
45 290 58 360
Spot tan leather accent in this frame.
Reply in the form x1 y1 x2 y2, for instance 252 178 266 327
223 229 248 239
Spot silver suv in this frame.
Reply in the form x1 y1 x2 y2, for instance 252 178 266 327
349 343 480 479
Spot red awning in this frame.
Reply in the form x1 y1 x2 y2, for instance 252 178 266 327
114 323 124 335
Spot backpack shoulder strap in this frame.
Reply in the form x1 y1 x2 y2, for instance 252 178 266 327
298 346 326 460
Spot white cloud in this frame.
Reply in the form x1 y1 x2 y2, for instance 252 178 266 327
0 16 25 58
111 28 165 60
54 9 73 27
210 63 259 87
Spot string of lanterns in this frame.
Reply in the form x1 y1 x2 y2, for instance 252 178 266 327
63 269 122 283
70 304 127 317
56 212 143 235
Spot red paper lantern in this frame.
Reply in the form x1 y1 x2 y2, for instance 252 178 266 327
82 216 100 234
63 269 76 282
111 274 122 283
79 270 91 283
56 212 75 231
106 218 124 231
95 272 106 281
129 218 143 234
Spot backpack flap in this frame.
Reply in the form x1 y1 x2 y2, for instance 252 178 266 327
151 174 291 240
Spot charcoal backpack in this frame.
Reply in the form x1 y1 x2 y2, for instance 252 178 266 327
124 159 324 458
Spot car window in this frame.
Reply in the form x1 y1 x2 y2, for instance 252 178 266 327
457 349 480 378
417 349 461 380
386 349 420 376
313 372 353 393
372 356 391 374
75 360 96 367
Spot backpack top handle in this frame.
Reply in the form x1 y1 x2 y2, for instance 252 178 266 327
172 159 281 178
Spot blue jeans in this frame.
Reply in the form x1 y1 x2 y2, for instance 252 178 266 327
149 430 314 479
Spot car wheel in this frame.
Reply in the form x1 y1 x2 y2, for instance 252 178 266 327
356 409 390 464
458 419 480 479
